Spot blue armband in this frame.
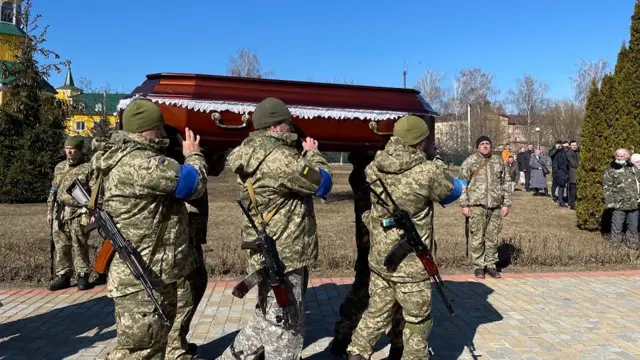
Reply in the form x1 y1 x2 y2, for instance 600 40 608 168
174 165 200 200
439 177 467 206
51 186 58 192
315 169 333 198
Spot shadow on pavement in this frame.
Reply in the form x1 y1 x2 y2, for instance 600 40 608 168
304 280 502 360
0 296 115 360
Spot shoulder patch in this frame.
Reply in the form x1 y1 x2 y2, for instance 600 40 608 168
158 157 170 166
300 164 323 186
153 156 181 174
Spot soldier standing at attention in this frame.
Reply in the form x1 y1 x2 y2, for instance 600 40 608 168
219 97 333 360
459 136 512 279
91 99 208 359
346 115 465 360
47 135 103 291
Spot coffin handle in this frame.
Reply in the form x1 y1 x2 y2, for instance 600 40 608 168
212 112 250 129
368 121 393 136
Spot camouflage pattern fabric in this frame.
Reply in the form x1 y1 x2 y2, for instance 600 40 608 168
47 159 95 220
333 152 404 350
218 267 308 360
167 199 210 356
90 131 208 298
603 162 640 211
458 152 512 209
363 137 455 283
226 130 332 274
105 283 178 360
469 206 502 270
347 272 432 360
52 216 91 276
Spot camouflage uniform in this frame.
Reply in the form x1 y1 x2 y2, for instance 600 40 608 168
347 116 462 360
167 190 210 356
331 152 404 358
46 137 95 291
458 152 512 272
91 100 208 360
603 160 640 244
219 97 333 360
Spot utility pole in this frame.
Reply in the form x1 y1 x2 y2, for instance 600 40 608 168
403 61 407 88
467 103 471 152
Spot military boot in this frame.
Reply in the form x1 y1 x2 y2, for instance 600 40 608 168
77 273 91 290
387 345 403 360
347 354 366 360
93 273 107 286
48 274 71 291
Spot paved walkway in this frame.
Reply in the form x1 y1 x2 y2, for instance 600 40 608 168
1 270 640 360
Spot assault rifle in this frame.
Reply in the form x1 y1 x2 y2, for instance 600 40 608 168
366 177 455 316
231 199 293 326
49 190 57 277
66 178 170 325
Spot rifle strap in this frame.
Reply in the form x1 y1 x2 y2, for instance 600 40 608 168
88 174 103 210
246 179 281 226
147 199 170 266
50 166 75 215
470 158 491 183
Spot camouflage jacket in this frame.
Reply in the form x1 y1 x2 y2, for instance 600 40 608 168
459 152 512 209
227 130 333 274
91 131 208 298
363 137 455 283
603 161 639 211
47 159 94 224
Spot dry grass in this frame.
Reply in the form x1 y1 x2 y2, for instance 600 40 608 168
1 164 639 287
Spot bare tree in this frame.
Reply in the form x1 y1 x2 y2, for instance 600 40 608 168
414 68 446 114
570 59 609 107
541 99 584 142
226 48 274 78
507 75 550 143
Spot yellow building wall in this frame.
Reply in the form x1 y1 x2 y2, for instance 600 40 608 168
0 33 19 61
65 114 118 136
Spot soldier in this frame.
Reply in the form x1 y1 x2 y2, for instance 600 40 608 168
459 136 512 279
91 99 208 359
168 152 227 356
219 97 333 360
604 148 640 248
330 152 405 359
346 115 465 360
47 135 100 291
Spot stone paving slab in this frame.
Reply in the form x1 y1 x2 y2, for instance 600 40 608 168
1 270 640 359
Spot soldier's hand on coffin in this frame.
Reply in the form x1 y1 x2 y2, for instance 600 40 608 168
302 137 318 152
177 127 201 156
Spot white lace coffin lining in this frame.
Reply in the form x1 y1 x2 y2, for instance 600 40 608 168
116 96 412 121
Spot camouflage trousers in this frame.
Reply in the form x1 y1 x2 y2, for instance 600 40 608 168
469 206 502 270
219 267 308 360
105 282 197 360
333 260 404 349
53 215 91 276
167 243 208 357
347 272 433 360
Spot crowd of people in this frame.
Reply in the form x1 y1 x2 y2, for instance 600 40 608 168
500 140 580 209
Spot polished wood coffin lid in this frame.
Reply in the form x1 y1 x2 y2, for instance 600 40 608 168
117 73 438 153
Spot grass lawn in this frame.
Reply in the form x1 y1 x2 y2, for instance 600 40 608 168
1 164 639 287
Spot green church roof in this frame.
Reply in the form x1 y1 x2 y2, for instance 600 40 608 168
0 22 25 36
71 92 129 115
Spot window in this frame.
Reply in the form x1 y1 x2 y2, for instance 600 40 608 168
94 103 103 112
1 2 12 23
75 121 86 131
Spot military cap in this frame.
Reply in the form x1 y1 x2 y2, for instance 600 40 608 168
392 115 429 145
252 97 292 130
64 136 84 151
122 99 164 133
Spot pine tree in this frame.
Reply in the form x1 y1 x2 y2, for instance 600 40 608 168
576 78 611 230
0 1 70 203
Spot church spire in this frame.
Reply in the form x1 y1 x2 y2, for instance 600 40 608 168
64 66 75 87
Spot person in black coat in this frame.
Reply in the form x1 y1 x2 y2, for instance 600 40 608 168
554 141 570 206
565 140 580 210
549 140 563 202
519 144 534 191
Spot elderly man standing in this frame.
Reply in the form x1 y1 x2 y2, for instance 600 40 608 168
91 98 208 359
604 148 640 248
46 136 98 291
220 97 333 360
459 136 512 279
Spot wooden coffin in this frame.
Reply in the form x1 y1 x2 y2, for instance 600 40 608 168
116 73 438 154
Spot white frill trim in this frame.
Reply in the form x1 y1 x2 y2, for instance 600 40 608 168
116 96 409 121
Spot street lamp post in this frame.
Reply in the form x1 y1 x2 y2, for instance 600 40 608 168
535 127 540 149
